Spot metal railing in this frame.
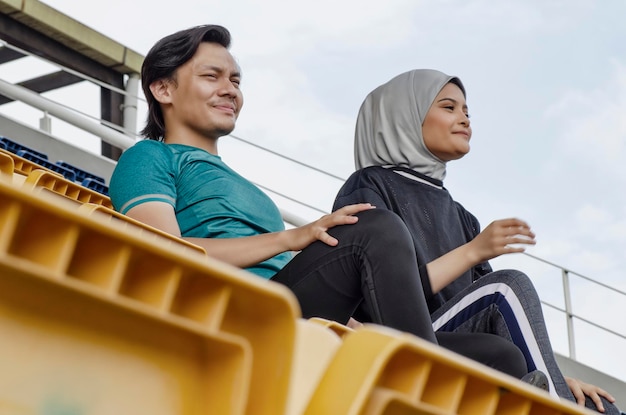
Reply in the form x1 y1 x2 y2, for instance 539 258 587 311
520 252 626 361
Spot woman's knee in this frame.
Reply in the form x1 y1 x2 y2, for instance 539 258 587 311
356 208 403 228
481 269 536 293
352 208 412 243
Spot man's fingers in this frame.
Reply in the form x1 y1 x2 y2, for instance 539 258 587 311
318 231 338 247
336 203 375 215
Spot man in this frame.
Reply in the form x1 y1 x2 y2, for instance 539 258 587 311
110 24 372 279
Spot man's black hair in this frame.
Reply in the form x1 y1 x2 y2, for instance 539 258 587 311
140 25 232 140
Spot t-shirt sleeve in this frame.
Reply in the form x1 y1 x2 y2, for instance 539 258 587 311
333 170 388 212
333 186 387 211
109 141 177 215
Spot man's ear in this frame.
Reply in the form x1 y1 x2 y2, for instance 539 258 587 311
150 79 174 104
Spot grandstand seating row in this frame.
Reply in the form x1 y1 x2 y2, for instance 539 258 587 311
0 136 596 414
0 135 109 195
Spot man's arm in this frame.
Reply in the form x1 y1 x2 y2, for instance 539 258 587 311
126 201 375 269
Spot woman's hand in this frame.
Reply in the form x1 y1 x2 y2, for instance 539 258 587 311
347 317 364 329
467 218 535 263
565 376 616 412
285 203 375 251
426 217 535 292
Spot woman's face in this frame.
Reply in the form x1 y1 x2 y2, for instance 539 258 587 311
421 82 471 162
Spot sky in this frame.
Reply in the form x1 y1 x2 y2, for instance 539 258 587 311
1 0 625 384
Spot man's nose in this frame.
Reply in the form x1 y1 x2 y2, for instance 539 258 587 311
218 79 239 97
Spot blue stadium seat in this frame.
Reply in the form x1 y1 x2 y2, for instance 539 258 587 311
0 136 49 160
81 177 109 196
16 150 76 182
57 160 106 184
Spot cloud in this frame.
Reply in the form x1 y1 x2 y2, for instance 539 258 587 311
218 0 424 58
532 61 626 285
409 0 594 39
545 60 626 178
232 64 356 177
606 217 626 241
572 204 626 243
574 204 612 229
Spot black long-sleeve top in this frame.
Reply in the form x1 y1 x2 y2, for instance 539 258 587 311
333 166 492 314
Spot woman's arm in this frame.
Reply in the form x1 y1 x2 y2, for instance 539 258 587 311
426 218 536 293
126 201 375 268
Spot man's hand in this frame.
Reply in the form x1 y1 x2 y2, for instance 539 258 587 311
285 203 375 251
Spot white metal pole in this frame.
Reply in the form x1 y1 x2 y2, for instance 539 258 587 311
122 73 140 139
0 78 135 150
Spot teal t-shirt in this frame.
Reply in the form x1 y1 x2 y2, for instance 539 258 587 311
109 139 292 279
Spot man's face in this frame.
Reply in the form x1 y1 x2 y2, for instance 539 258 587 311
164 42 243 140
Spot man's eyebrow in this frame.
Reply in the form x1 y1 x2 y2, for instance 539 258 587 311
199 65 241 77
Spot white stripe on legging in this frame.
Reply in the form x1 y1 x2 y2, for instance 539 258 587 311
431 282 558 398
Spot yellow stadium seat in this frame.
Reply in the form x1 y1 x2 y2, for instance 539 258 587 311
0 150 14 176
0 147 57 178
23 169 112 208
308 316 355 338
302 325 592 415
286 319 343 415
78 203 207 256
0 180 301 415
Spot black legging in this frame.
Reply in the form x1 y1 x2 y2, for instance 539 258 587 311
271 209 527 378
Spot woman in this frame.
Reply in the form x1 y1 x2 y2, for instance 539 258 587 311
333 69 619 413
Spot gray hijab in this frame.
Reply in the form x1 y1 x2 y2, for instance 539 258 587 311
354 69 465 181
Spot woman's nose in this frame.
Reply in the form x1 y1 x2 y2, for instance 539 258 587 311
460 113 470 127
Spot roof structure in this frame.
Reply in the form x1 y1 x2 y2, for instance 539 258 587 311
0 0 144 158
